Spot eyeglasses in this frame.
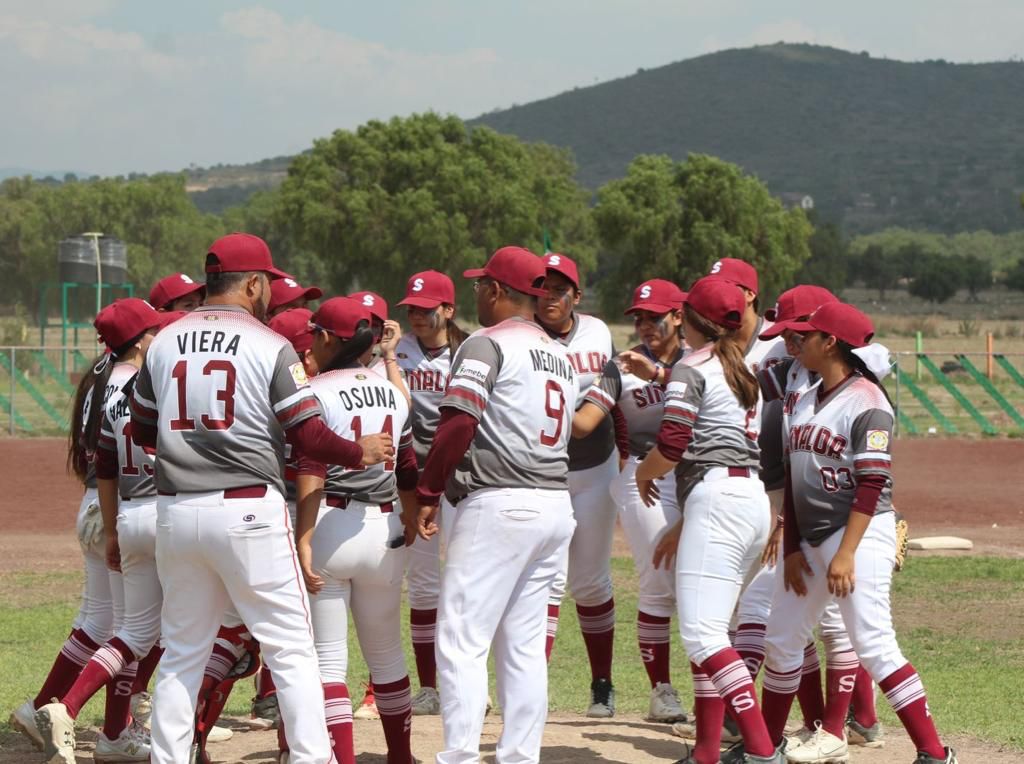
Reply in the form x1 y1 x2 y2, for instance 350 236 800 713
473 277 496 294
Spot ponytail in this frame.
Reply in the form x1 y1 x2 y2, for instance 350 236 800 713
320 324 376 374
80 356 115 471
67 357 102 481
445 312 467 357
837 340 894 407
683 305 759 411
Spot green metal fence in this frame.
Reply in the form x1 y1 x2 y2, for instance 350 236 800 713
2 346 1023 438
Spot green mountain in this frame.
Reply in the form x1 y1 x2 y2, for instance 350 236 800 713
469 43 1024 234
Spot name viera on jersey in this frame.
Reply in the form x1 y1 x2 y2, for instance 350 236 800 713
529 348 576 382
337 384 399 412
174 329 241 356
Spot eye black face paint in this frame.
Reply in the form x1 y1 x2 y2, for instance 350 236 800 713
656 314 674 340
428 309 442 331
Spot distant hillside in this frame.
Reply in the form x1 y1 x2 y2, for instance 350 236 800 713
470 44 1024 233
183 155 292 214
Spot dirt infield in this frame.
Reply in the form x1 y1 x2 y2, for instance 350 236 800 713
4 437 1021 553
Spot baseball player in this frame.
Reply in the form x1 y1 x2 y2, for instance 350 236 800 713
268 277 323 317
349 290 410 402
34 300 165 764
127 233 394 764
635 276 784 764
393 270 466 717
8 359 115 750
412 246 578 764
758 302 956 764
572 278 689 723
534 253 619 717
150 273 206 313
294 296 419 764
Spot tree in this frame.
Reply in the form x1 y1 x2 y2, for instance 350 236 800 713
854 244 901 299
592 154 812 313
796 218 848 291
908 254 961 303
1005 257 1024 292
273 113 596 308
958 255 992 300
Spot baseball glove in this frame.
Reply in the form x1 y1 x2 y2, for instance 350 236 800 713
77 501 104 549
893 510 909 572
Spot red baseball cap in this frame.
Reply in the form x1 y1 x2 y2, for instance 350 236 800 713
625 279 686 315
158 310 188 330
770 302 875 348
708 258 758 293
347 291 388 322
685 276 745 330
149 273 205 310
311 298 371 341
269 277 323 313
543 253 580 289
760 285 839 337
94 298 162 352
463 246 546 298
397 271 456 309
269 308 315 354
205 233 288 280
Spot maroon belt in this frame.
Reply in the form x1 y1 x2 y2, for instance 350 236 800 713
325 496 393 513
158 484 268 499
727 467 756 478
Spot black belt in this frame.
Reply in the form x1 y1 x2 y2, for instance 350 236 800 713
158 484 268 499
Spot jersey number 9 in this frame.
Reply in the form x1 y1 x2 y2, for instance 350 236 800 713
539 380 566 447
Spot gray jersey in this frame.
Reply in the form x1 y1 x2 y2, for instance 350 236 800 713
786 374 895 546
746 322 791 491
663 345 762 500
395 334 450 467
584 346 680 457
441 317 579 501
97 363 157 499
311 367 411 505
131 305 320 496
546 313 615 471
81 386 98 488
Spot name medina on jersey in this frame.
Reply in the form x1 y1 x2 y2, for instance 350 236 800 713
337 384 399 412
529 348 575 382
788 423 848 460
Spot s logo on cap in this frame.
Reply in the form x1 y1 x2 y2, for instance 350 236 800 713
412 278 424 292
284 278 298 288
180 275 194 284
362 295 375 307
710 261 722 274
640 285 652 299
547 255 561 266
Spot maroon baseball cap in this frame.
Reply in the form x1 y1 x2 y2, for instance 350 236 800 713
158 310 188 330
348 291 388 322
543 253 580 289
94 298 162 352
760 285 839 337
311 298 371 341
269 308 315 354
269 277 323 313
149 273 205 310
463 246 546 298
685 277 745 330
205 233 288 280
770 302 875 348
625 279 686 315
397 271 456 309
708 258 758 293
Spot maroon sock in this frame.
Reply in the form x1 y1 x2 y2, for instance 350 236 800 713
131 644 163 695
102 659 137 740
733 622 767 679
691 663 726 764
257 663 277 699
62 637 136 719
410 608 438 688
205 640 246 686
851 665 878 727
761 663 802 744
822 647 859 737
34 628 101 709
576 599 615 681
374 676 413 764
324 682 355 764
701 648 773 758
880 663 945 759
545 604 560 661
637 611 671 687
796 642 824 730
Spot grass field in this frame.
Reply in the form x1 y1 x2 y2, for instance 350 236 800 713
3 556 1022 752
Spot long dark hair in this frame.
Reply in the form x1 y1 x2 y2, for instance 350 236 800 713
320 323 376 374
837 340 894 406
444 307 467 357
68 357 103 481
684 305 759 410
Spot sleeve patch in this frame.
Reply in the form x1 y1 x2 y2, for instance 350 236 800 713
289 362 309 388
454 358 491 384
866 429 890 451
664 380 688 401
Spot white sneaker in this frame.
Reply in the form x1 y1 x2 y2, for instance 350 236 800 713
130 691 153 728
94 723 151 762
785 725 815 753
9 699 44 750
353 685 379 720
411 686 441 716
647 682 688 722
34 701 76 764
784 723 849 763
206 724 234 743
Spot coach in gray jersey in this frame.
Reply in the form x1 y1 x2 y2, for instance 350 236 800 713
130 233 393 764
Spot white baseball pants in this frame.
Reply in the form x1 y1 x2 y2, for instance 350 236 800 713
764 512 906 680
550 452 618 608
114 499 163 659
613 458 680 618
309 500 409 685
435 487 574 764
677 472 771 665
150 487 331 764
406 520 442 611
74 489 118 644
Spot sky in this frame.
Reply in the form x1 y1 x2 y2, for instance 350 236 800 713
2 0 1022 176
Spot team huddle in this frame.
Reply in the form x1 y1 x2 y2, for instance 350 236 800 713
7 233 957 764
